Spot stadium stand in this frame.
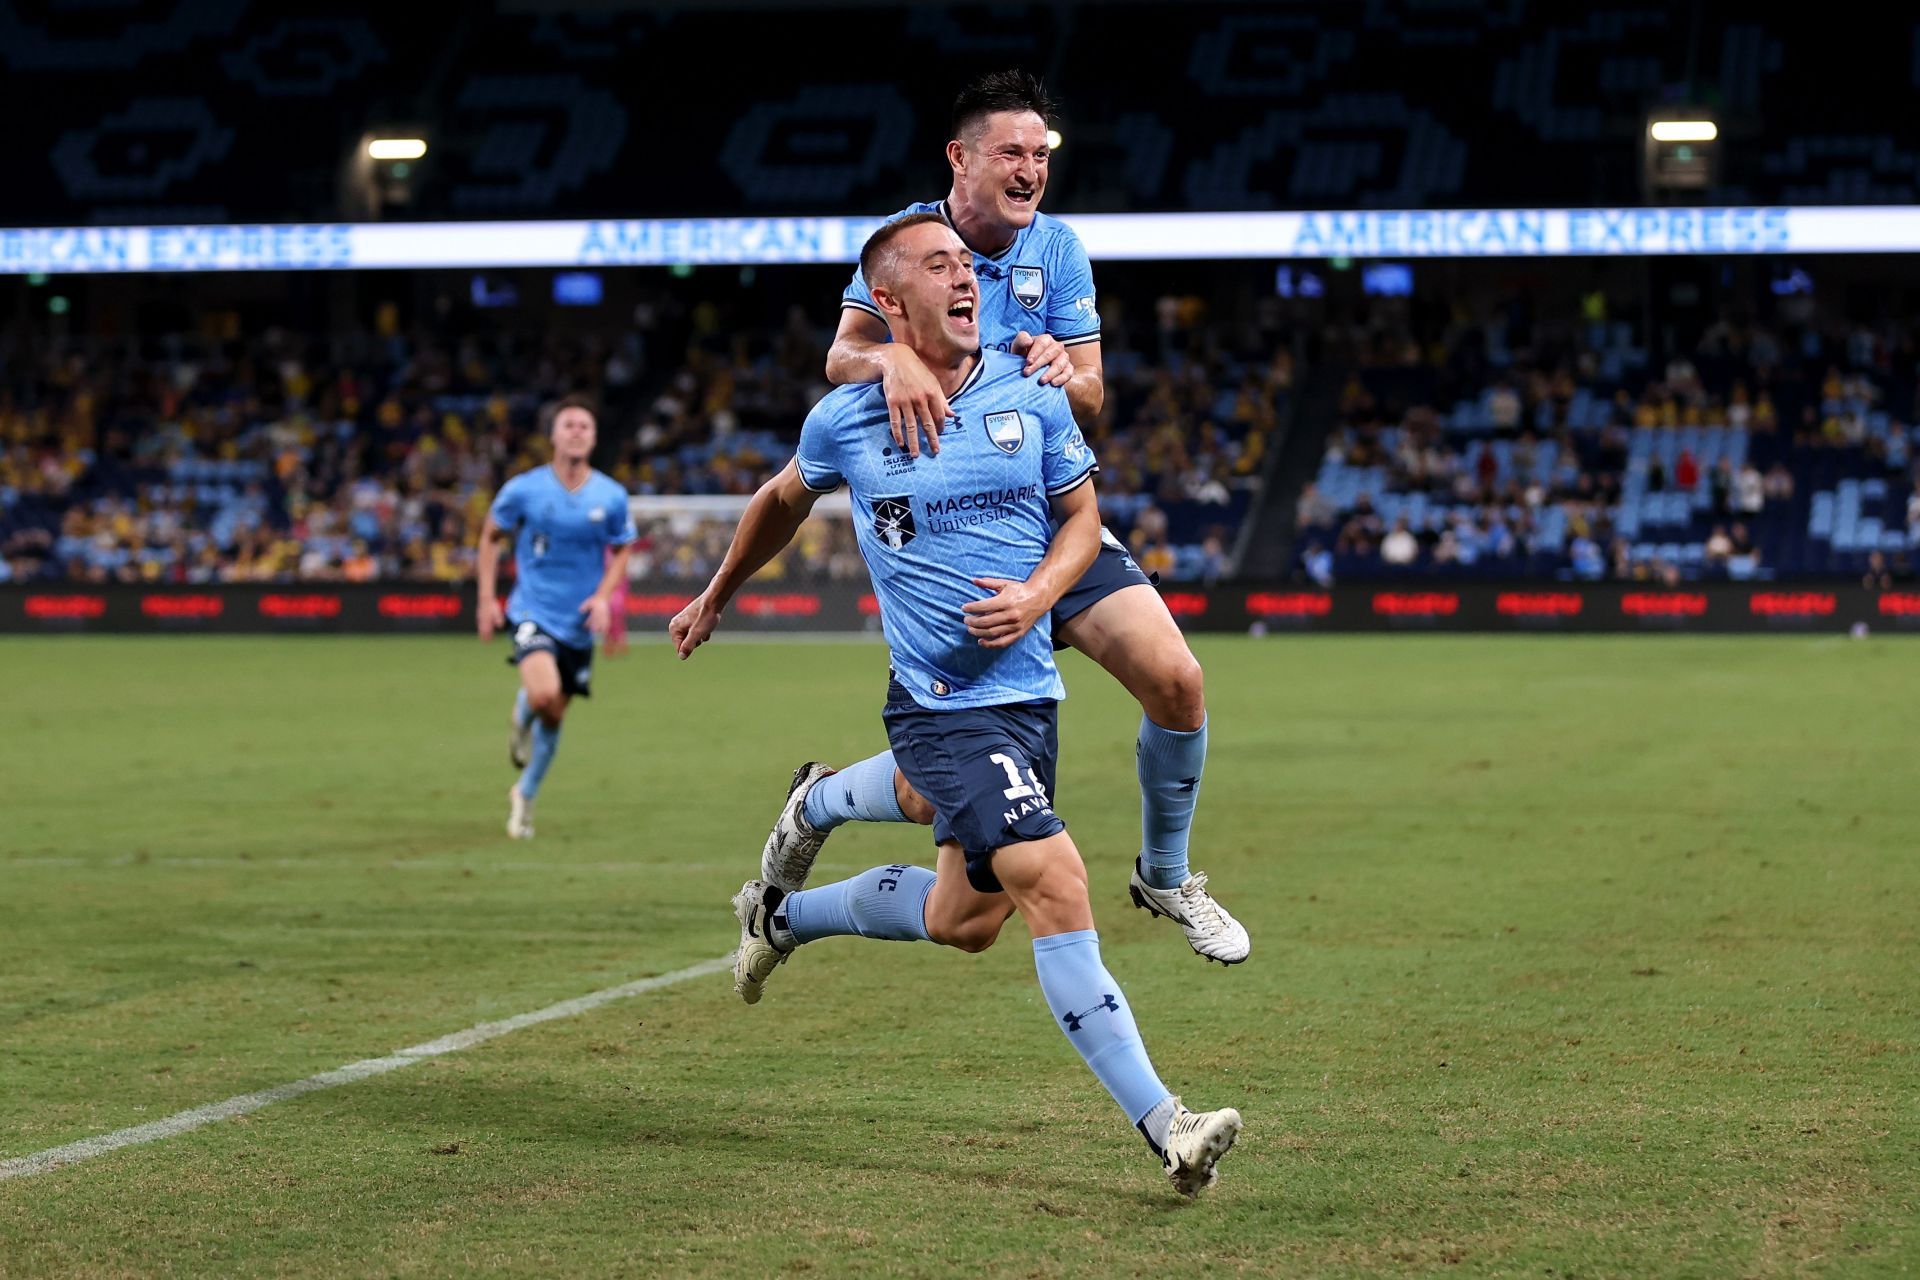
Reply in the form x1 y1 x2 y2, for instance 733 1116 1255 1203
1293 309 1918 583
0 318 1286 586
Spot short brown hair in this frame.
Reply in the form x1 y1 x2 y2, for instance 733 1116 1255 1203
859 212 952 290
546 394 598 433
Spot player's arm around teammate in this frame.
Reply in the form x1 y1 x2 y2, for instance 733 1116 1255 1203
827 308 1077 456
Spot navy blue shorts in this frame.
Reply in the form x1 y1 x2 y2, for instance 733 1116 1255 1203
1051 527 1154 646
506 618 593 699
883 680 1064 894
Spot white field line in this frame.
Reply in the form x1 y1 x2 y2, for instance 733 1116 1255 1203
6 857 704 872
0 956 731 1182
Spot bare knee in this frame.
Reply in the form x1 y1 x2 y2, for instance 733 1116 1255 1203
1139 651 1206 731
923 891 1013 953
528 690 567 726
894 771 936 826
927 914 1004 953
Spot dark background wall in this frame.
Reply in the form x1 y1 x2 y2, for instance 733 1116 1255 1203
4 0 1918 227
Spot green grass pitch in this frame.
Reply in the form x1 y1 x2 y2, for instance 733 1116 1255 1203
2 634 1914 1277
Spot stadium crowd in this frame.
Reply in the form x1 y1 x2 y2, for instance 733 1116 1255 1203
1293 304 1920 585
0 301 1283 586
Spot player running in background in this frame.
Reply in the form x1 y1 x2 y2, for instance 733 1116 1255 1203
477 396 635 839
765 69 1247 965
671 215 1242 1196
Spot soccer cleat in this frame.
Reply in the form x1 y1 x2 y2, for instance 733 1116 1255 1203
1161 1100 1243 1198
508 704 533 769
1129 860 1250 965
730 879 792 1005
759 762 837 893
506 785 535 839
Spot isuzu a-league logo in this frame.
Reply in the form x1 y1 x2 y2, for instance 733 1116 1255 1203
871 496 916 548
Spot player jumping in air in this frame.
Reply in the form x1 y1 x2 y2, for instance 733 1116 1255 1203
671 215 1242 1196
762 70 1248 965
477 397 635 839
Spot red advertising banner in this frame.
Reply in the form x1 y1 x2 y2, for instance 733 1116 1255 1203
2 584 1912 634
376 594 461 619
25 594 108 620
1620 592 1709 617
1371 591 1460 617
141 594 224 619
258 593 344 619
1496 592 1584 618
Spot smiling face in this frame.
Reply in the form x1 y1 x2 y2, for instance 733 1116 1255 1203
949 109 1050 236
868 220 981 364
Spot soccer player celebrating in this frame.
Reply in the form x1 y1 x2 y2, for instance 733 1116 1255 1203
477 396 635 839
671 215 1242 1197
765 69 1247 965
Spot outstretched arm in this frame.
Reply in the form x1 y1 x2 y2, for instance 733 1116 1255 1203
669 461 823 658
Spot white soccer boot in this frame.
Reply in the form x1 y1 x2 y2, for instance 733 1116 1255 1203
506 785 535 839
1128 860 1250 965
731 879 793 1005
1161 1100 1243 1197
760 762 837 892
508 703 533 769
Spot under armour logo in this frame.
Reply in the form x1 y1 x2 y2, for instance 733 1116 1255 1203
1061 995 1120 1033
1178 776 1199 793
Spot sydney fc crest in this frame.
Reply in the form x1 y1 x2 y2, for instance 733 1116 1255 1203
871 496 916 549
1011 266 1045 310
985 411 1026 454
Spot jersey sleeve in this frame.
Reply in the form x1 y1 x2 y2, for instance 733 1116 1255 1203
602 484 637 548
795 400 847 493
840 262 884 324
488 476 525 529
1047 227 1101 346
1040 390 1097 496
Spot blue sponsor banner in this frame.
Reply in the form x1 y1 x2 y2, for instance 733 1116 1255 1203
0 206 1909 274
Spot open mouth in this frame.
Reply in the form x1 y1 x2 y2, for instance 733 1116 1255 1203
947 297 976 327
1005 187 1035 206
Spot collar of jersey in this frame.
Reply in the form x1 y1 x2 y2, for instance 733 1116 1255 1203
948 351 989 402
938 200 1023 269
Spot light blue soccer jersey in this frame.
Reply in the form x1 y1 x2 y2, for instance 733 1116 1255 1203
489 466 636 650
842 202 1100 355
796 349 1097 710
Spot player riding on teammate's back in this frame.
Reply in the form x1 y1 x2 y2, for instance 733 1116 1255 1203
671 214 1242 1197
760 69 1249 967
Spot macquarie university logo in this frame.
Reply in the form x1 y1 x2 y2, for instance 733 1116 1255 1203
1011 265 1045 310
985 411 1025 454
871 496 916 549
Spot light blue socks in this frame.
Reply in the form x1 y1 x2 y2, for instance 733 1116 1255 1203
1032 930 1173 1146
518 719 561 799
779 864 936 944
803 752 908 830
1136 716 1208 889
